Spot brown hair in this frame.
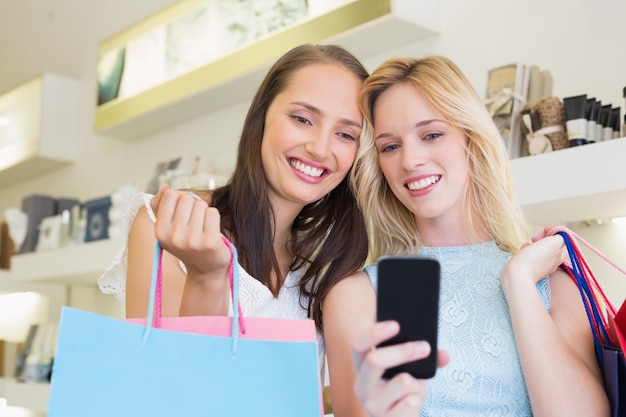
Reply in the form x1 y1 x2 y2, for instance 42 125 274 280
211 44 369 330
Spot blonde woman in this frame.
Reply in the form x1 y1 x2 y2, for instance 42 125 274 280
324 56 610 416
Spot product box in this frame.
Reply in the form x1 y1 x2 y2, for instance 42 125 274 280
83 196 112 242
55 198 80 215
20 194 56 254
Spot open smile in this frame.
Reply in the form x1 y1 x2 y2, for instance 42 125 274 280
405 175 441 191
289 159 327 178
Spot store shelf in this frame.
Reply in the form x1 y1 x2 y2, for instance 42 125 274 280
0 73 79 187
10 238 122 285
0 378 49 414
511 137 626 226
95 0 441 139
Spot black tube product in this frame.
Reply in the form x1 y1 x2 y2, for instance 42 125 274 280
586 98 597 143
611 107 621 139
600 104 613 141
594 100 603 141
563 94 587 146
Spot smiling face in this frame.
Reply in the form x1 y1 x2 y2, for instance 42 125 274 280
373 82 470 230
261 63 363 213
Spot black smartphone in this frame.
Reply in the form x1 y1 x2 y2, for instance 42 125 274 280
376 255 440 379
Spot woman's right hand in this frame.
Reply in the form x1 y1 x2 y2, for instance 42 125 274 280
352 321 450 417
150 185 232 283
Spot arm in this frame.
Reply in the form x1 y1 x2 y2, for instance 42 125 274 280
126 205 187 318
126 186 232 318
324 271 450 417
322 271 375 417
501 234 610 417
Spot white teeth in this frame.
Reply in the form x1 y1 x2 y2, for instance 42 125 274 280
290 160 324 177
407 175 440 191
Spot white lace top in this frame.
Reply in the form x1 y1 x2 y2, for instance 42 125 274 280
97 193 325 367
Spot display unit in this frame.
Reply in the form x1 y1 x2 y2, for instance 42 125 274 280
94 0 442 139
510 137 626 226
0 73 79 187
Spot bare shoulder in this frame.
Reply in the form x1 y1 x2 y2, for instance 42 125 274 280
327 271 375 304
128 204 155 245
324 271 376 332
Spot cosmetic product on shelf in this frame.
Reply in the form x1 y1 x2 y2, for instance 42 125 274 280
563 94 587 147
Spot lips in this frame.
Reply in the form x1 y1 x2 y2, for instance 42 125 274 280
289 158 326 178
405 175 441 191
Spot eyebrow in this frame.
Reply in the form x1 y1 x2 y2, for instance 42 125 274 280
375 119 446 140
291 101 362 129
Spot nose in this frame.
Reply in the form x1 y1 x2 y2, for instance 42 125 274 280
400 139 425 171
304 130 332 160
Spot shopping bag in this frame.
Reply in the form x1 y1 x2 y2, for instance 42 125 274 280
47 237 323 417
547 226 626 417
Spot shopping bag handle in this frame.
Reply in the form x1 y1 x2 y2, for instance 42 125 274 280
544 226 625 361
545 226 625 315
143 237 247 354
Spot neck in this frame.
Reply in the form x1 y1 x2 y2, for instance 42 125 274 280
417 214 490 247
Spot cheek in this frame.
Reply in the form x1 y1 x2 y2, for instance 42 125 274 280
377 155 395 181
335 142 358 173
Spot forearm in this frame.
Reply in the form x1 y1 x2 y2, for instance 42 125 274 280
179 270 230 316
503 277 609 417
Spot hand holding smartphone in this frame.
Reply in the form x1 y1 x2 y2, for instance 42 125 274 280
376 255 441 379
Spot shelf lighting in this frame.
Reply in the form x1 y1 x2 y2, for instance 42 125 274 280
0 292 48 343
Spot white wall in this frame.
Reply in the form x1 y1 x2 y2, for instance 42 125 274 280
0 0 625 304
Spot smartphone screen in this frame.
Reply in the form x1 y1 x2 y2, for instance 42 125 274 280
376 255 440 379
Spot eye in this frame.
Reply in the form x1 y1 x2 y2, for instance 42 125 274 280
338 131 356 141
379 143 399 153
423 132 443 141
291 115 312 125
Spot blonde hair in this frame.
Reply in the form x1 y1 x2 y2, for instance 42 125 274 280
352 56 528 260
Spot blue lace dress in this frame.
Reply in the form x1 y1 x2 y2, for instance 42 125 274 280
365 241 551 417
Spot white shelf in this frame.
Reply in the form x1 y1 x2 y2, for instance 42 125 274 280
0 378 49 414
0 73 79 187
511 137 626 226
10 238 122 285
96 0 441 139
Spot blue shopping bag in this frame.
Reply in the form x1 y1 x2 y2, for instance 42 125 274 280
47 240 323 416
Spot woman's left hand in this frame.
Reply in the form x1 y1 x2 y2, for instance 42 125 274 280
501 229 568 287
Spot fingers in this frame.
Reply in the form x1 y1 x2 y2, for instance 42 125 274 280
149 184 167 214
352 321 400 362
352 321 440 417
436 349 451 368
361 373 426 417
150 188 223 250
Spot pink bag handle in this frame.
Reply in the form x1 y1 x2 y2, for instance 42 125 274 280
545 226 625 347
545 226 625 312
143 237 247 351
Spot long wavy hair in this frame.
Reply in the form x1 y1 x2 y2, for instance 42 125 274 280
352 56 528 261
211 44 369 330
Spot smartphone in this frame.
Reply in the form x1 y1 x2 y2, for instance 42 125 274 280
376 255 440 379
